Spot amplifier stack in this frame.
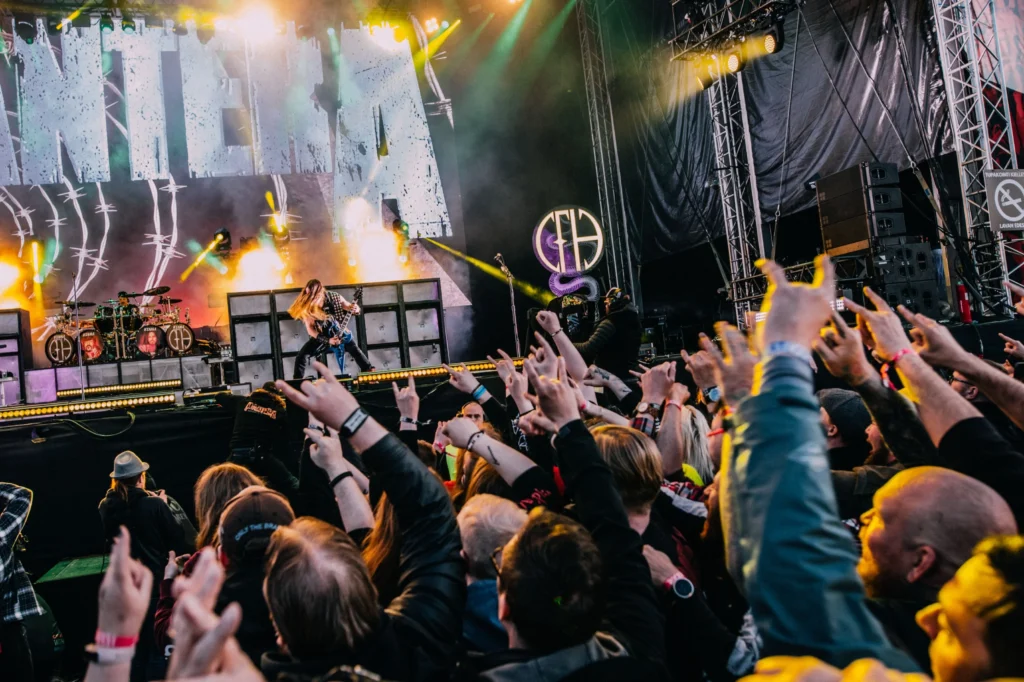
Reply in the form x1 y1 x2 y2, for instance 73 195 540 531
817 163 945 315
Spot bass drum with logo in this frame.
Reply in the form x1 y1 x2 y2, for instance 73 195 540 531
163 323 195 355
134 325 165 358
78 329 106 363
44 332 77 366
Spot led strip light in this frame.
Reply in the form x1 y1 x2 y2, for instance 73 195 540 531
0 393 177 421
353 358 524 385
56 379 183 399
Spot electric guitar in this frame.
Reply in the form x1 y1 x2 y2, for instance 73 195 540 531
314 287 364 354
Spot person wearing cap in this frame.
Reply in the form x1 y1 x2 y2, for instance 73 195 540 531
817 388 873 471
97 451 196 582
570 287 642 383
214 485 295 665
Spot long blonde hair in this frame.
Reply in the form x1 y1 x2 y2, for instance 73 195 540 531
288 279 327 322
680 405 715 484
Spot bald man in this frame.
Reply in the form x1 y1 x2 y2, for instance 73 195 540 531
856 466 1017 669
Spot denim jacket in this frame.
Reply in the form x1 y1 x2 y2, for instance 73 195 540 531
720 355 920 671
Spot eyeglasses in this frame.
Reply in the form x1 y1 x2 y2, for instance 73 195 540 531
948 375 974 388
490 545 504 578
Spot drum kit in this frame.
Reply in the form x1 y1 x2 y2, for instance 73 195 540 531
45 286 196 366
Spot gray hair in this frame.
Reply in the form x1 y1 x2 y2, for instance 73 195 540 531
457 493 528 579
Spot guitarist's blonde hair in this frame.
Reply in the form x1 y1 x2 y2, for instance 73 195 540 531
289 279 327 322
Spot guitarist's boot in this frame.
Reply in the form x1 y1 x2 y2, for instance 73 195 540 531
344 337 375 373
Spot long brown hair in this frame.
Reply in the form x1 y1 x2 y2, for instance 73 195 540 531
194 463 263 549
288 279 327 322
109 473 145 500
361 493 401 606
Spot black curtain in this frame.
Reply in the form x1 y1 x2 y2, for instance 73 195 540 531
605 0 950 262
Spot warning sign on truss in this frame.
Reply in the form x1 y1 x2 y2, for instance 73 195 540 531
985 170 1024 231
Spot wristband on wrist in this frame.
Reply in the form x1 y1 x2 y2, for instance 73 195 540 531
552 328 565 337
86 644 136 666
665 399 684 411
94 631 139 649
471 384 487 401
433 440 446 454
339 407 370 438
465 430 485 451
400 416 421 425
764 340 814 365
880 348 915 389
329 471 354 488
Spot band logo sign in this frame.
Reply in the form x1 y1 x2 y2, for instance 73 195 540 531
532 206 604 275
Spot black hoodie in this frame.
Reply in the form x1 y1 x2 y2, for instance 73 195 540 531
573 305 642 382
97 486 196 582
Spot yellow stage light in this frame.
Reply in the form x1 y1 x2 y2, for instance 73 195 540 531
0 261 20 294
236 6 277 42
233 245 286 292
425 17 439 33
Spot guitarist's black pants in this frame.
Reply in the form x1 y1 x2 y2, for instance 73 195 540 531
293 333 373 378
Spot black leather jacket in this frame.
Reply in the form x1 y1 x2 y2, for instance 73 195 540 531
261 433 466 682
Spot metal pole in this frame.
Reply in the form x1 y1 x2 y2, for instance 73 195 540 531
506 272 521 357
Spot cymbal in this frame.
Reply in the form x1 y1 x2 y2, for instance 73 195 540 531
162 298 183 304
55 300 96 307
144 286 171 296
121 292 144 298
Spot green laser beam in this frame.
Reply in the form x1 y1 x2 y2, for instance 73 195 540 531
517 0 577 93
451 13 495 65
470 0 534 98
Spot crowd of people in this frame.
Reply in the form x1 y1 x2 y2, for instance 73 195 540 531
3 261 1024 682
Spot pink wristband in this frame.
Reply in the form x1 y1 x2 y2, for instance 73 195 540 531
665 400 684 411
890 348 915 365
662 572 686 592
95 630 139 648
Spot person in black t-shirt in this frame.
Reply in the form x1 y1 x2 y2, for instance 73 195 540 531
572 287 642 383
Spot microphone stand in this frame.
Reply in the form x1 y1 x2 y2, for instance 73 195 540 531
70 278 86 400
497 258 521 357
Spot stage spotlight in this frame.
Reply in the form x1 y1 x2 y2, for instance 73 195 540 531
214 228 232 253
173 22 188 35
725 51 744 73
122 14 136 33
327 26 335 36
695 64 715 91
46 17 61 34
197 22 215 44
763 23 784 54
99 12 115 32
14 19 37 44
441 20 450 29
425 17 439 33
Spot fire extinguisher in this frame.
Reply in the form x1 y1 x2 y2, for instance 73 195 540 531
956 281 972 323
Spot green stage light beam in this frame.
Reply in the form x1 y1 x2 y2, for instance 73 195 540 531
470 0 534 95
518 0 577 93
450 13 495 65
423 238 554 305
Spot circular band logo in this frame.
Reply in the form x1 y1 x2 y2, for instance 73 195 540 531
532 207 604 275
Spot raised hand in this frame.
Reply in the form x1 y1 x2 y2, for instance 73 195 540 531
487 351 514 387
529 331 559 378
1000 333 1024 361
443 362 482 395
276 361 359 431
642 545 682 587
517 409 557 436
304 427 347 478
897 306 970 368
756 255 836 351
669 381 690 405
524 356 580 431
842 288 913 362
442 417 481 449
434 421 451 450
391 376 419 420
634 361 677 405
813 312 876 386
535 310 562 335
680 349 717 391
701 324 759 405
1005 280 1024 316
97 527 153 639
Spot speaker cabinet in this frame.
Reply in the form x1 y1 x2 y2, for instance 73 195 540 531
815 162 899 202
0 309 31 405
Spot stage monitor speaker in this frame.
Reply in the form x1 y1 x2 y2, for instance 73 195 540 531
181 355 213 389
237 358 275 387
25 369 57 404
874 242 938 285
816 162 899 202
233 320 273 357
883 280 944 318
0 309 31 405
823 213 907 257
120 360 153 384
819 187 904 227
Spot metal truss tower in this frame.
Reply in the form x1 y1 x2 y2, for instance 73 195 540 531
670 0 778 325
931 0 1022 313
577 0 641 308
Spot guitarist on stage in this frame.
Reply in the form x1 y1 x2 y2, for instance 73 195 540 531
289 279 374 378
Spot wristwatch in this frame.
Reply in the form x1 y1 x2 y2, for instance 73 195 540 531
701 386 721 404
636 402 652 414
663 572 695 600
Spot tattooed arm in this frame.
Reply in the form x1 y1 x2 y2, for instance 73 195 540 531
465 431 539 484
853 377 936 468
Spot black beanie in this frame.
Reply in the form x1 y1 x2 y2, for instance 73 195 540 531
816 388 872 448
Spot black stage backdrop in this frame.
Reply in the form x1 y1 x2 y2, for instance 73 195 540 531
605 0 954 262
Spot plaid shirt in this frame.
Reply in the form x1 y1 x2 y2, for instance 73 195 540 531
1 483 42 623
314 291 350 343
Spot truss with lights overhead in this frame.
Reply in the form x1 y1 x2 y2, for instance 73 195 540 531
669 0 800 61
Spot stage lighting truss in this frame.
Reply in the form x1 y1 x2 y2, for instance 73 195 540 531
669 0 799 62
0 393 176 422
55 379 182 400
353 359 525 385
